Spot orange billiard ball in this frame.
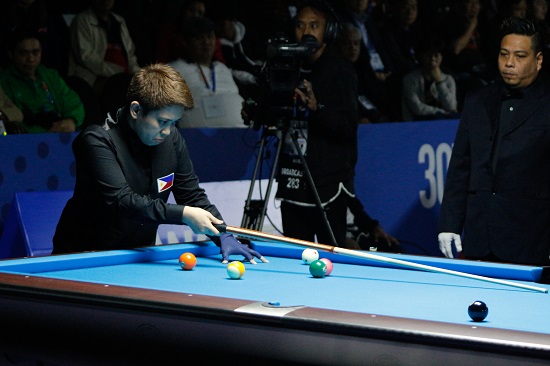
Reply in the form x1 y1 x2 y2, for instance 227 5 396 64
179 252 197 270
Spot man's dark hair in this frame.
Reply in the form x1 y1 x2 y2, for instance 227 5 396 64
7 27 41 51
181 16 215 41
416 36 445 56
500 16 542 54
296 0 337 22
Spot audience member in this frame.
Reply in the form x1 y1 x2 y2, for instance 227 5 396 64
155 0 205 64
155 0 225 64
503 0 529 18
0 28 84 133
401 37 458 121
528 0 549 22
528 0 550 45
168 17 245 128
114 0 172 66
379 0 421 78
67 0 140 97
440 0 495 110
480 0 502 24
527 0 550 78
414 0 452 35
336 0 401 121
211 4 261 99
334 22 388 123
0 0 71 77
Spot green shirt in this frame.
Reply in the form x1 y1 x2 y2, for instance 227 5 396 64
0 65 85 133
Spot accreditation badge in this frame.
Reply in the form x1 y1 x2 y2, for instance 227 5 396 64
275 127 312 203
202 94 225 118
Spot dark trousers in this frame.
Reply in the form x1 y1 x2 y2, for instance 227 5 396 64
280 194 348 247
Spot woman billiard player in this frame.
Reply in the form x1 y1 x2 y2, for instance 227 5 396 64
52 64 267 264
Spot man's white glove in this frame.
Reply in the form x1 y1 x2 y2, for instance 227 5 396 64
438 232 462 258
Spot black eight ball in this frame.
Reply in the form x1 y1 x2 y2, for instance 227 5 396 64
468 300 488 322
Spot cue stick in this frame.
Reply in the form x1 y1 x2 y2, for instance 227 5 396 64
215 224 548 294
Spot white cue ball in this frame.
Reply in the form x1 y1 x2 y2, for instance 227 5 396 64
302 248 319 264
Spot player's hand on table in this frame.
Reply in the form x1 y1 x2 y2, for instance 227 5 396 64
220 233 269 265
182 206 223 236
438 232 462 258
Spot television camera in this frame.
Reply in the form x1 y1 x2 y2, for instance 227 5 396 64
243 34 320 130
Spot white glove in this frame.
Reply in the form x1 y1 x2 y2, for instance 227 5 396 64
181 206 222 236
438 232 462 258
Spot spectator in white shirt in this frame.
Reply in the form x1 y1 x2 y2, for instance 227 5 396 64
401 37 459 121
168 17 245 128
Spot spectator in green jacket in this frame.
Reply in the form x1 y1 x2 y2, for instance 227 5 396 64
0 27 84 133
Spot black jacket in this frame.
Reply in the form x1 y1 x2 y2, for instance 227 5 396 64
276 48 358 204
438 77 550 265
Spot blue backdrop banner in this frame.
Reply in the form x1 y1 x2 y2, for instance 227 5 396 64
0 121 458 256
355 120 458 255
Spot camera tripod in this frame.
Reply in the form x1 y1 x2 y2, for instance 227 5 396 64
240 120 338 246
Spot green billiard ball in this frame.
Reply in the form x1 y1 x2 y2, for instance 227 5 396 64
309 259 327 278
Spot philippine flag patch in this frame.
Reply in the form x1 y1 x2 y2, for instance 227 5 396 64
157 173 174 193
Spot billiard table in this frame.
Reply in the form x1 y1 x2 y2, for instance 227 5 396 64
0 240 549 365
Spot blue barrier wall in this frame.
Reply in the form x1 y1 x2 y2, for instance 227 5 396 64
356 120 457 255
0 121 458 256
0 128 263 235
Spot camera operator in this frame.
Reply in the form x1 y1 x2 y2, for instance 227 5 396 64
274 0 358 247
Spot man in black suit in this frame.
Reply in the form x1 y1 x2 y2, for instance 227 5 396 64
438 16 550 266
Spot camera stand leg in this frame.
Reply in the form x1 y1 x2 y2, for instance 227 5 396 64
287 126 338 247
241 127 283 231
241 124 338 247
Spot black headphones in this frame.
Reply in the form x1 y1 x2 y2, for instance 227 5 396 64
295 0 340 44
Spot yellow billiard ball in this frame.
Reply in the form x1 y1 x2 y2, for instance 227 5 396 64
227 261 245 279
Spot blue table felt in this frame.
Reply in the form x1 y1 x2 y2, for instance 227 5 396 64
1 241 549 336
